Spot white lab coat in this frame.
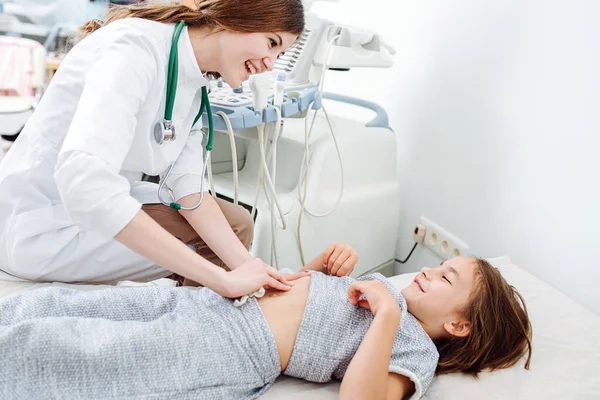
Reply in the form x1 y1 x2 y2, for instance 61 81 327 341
0 18 209 282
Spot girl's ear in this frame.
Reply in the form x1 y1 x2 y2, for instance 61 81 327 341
443 320 471 338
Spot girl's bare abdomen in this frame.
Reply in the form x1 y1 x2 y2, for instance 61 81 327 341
257 276 311 370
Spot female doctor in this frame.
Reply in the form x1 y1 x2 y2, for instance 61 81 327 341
0 0 304 298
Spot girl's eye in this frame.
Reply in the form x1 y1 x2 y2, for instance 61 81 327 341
443 276 451 284
270 39 277 48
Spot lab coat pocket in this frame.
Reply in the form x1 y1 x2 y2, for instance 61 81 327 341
6 204 78 271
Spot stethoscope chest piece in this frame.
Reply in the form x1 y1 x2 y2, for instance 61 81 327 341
155 22 214 211
154 119 176 145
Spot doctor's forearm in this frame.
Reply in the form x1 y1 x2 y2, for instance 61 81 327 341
114 209 225 289
178 194 253 269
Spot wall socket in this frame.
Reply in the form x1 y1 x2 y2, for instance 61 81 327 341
420 216 470 260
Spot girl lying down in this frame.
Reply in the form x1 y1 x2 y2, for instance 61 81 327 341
0 243 532 399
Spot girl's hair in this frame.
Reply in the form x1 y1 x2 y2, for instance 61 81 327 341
435 258 533 377
80 0 305 39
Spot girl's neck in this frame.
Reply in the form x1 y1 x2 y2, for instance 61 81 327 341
414 316 445 341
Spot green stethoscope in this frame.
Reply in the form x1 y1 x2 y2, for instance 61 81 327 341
156 21 214 211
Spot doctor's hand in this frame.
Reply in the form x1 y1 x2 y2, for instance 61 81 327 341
322 243 358 277
218 258 293 298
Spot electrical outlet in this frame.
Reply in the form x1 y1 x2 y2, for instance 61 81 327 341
413 224 427 243
420 216 470 260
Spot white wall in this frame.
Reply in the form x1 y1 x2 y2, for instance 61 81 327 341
311 0 600 314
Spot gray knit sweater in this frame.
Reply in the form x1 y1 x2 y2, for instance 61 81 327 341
284 272 439 399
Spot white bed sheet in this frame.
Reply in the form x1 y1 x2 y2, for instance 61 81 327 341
1 256 599 399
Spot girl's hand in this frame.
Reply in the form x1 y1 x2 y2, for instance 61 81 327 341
218 258 293 298
347 280 401 319
322 243 358 277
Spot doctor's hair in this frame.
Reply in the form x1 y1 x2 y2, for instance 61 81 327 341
434 258 533 377
79 0 305 39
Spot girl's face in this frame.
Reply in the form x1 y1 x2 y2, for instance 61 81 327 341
216 31 297 88
402 257 477 339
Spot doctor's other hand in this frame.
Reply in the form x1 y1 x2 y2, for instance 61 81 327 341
322 243 358 277
218 258 293 298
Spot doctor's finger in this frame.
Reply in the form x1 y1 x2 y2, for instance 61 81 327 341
262 264 286 282
266 277 292 291
284 271 314 281
267 268 293 287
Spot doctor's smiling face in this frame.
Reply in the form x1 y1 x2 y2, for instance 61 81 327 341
215 31 298 88
185 0 304 89
79 0 304 89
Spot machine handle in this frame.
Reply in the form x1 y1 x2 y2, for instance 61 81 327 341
321 92 391 130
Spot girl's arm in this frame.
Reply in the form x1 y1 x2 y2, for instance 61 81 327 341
340 311 399 399
299 253 328 274
386 373 415 400
298 243 358 275
340 280 415 400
